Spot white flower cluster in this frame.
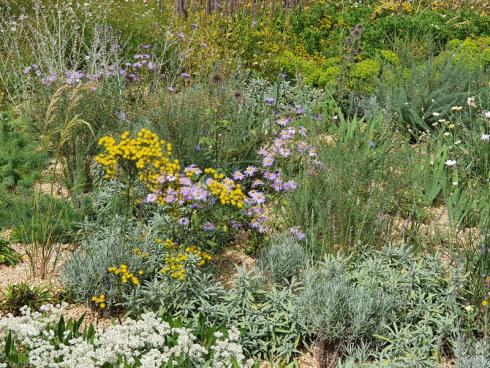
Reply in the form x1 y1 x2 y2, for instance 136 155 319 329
0 305 254 368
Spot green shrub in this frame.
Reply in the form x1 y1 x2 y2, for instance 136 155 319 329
0 239 20 266
299 255 390 366
454 337 490 368
0 112 47 191
256 234 310 286
1 282 56 316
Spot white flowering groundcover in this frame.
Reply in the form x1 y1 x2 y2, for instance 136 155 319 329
0 304 256 368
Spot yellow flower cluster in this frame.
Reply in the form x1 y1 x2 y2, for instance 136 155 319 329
204 168 245 207
133 247 149 258
372 1 412 18
161 244 212 280
108 264 144 285
155 238 177 249
96 129 244 208
91 293 106 309
95 129 180 192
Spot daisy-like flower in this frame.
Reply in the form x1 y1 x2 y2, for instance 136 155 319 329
484 111 490 119
276 117 291 126
233 170 245 181
262 156 274 167
445 159 457 167
432 112 440 117
244 166 257 177
248 190 266 205
177 217 189 226
467 96 476 107
451 106 463 112
481 133 490 142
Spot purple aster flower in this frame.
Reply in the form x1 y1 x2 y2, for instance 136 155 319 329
191 186 208 201
202 222 216 231
282 180 297 191
179 176 192 186
258 147 269 157
177 217 189 226
191 23 198 29
262 156 274 167
178 32 185 39
248 190 266 205
289 226 306 240
181 72 190 79
23 66 32 74
368 140 376 149
163 187 177 200
233 170 244 181
147 62 157 70
244 166 257 177
251 179 264 188
264 97 275 105
263 170 281 181
271 180 283 192
277 117 291 126
295 105 305 115
142 44 151 49
297 142 308 153
143 193 158 203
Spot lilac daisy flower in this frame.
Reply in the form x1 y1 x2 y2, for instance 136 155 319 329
248 190 266 205
262 156 274 167
244 166 257 177
181 72 190 79
233 170 245 181
143 193 158 204
177 217 189 226
277 117 291 127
